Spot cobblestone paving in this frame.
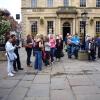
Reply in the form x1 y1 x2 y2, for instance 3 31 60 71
0 48 100 100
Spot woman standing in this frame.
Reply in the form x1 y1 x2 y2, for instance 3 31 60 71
49 34 56 63
34 35 43 71
25 34 33 67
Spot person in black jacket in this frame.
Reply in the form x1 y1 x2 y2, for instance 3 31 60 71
12 34 23 71
96 37 100 58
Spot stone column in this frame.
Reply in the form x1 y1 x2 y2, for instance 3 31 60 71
73 18 76 35
56 17 61 35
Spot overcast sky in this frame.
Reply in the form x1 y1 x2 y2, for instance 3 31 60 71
0 0 21 21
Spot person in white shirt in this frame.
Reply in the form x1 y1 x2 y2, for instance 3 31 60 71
5 35 17 77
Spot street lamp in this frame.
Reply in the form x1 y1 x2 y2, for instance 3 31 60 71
81 9 88 50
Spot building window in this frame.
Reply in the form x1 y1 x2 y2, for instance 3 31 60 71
31 0 37 7
47 21 54 34
80 21 86 33
31 21 37 35
96 0 100 7
96 21 100 33
80 0 86 7
47 0 53 7
64 0 69 7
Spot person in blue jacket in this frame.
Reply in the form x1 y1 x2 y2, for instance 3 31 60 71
71 34 80 59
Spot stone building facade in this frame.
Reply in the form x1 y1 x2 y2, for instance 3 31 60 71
21 0 100 39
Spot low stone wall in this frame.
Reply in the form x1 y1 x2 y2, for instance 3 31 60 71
0 51 7 61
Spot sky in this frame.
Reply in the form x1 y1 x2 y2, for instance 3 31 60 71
0 0 21 21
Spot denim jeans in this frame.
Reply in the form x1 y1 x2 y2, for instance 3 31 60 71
34 51 42 70
50 48 55 62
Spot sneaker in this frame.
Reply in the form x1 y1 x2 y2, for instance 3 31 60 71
8 73 14 77
12 71 16 74
18 68 24 70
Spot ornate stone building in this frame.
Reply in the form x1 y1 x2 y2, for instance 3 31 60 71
21 0 100 38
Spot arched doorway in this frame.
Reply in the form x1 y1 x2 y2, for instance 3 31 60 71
63 22 71 41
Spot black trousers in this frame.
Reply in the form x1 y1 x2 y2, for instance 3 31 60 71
13 49 21 70
26 48 32 65
88 50 96 61
98 47 100 58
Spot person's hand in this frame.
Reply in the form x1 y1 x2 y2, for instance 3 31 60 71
88 50 90 53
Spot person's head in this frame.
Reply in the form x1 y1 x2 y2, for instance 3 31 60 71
50 34 54 39
7 35 13 43
27 34 32 40
75 33 78 37
10 34 16 43
45 36 49 42
11 34 16 41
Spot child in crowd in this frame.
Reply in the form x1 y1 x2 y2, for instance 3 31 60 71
44 36 51 66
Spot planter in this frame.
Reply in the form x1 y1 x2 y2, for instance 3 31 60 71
0 51 7 61
0 44 7 61
0 44 5 51
78 50 88 60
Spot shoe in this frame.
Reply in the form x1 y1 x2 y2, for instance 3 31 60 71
28 65 32 67
14 69 18 72
18 68 24 70
12 71 16 74
8 73 14 77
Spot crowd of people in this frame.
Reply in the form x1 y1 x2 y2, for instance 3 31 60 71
5 33 100 77
24 34 63 71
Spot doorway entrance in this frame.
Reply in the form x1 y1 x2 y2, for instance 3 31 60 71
63 22 71 41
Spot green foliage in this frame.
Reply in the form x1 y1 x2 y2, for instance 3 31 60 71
0 19 11 37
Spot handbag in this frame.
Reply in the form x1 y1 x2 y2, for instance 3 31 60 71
7 52 17 62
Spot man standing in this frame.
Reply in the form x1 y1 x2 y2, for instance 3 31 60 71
12 34 23 71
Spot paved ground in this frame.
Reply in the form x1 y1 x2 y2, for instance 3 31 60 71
0 48 100 100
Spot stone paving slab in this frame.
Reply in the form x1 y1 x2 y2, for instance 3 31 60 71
67 75 94 86
76 94 100 100
51 77 70 90
7 87 28 100
72 86 100 95
51 90 75 100
17 80 32 88
23 75 35 81
33 75 50 84
24 97 49 100
0 88 12 99
27 84 49 97
0 79 19 89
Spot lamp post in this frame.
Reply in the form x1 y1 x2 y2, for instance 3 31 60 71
81 9 88 50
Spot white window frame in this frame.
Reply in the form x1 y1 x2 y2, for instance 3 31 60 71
64 0 69 7
96 21 100 33
47 0 53 7
80 0 86 7
31 0 37 7
96 0 100 7
31 21 38 35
